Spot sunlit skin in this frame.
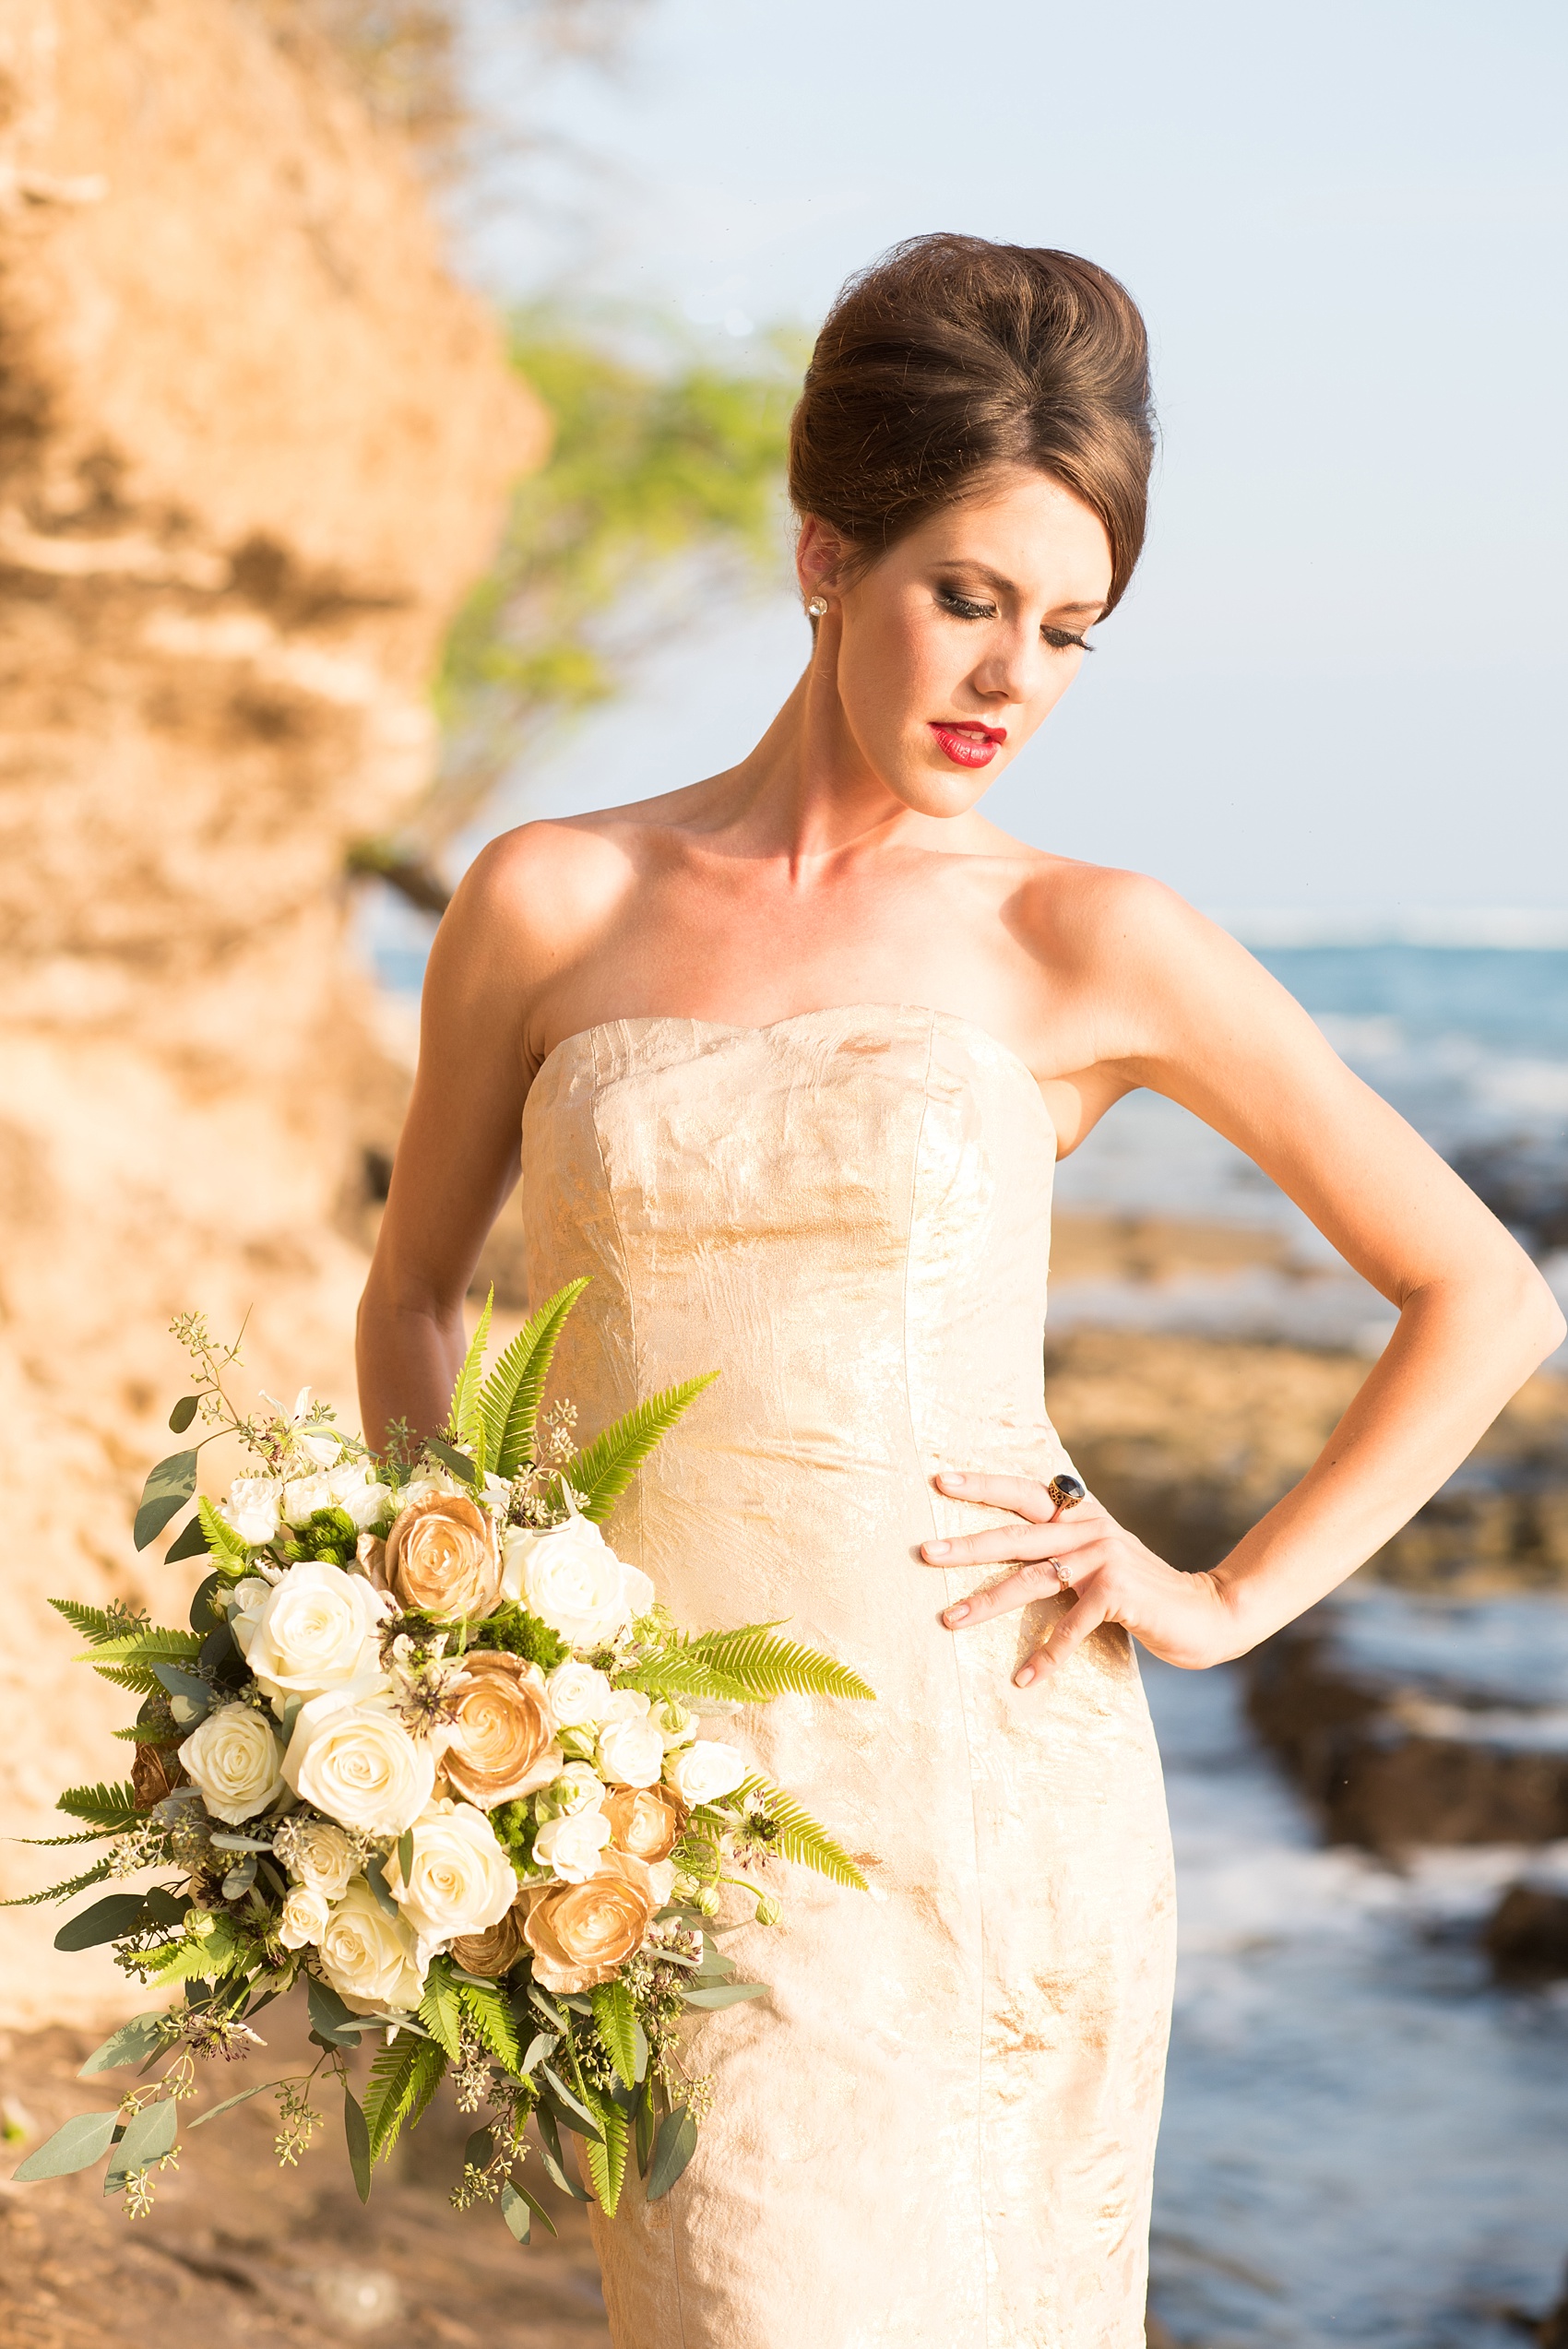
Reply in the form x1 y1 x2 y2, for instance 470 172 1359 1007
359 462 1564 1692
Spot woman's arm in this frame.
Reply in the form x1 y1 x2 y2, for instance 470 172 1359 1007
928 877 1567 1685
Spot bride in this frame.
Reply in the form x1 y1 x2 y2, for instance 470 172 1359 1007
357 233 1562 2347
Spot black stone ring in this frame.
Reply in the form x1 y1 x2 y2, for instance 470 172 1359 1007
1047 1474 1087 1513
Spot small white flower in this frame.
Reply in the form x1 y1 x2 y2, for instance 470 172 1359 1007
545 1762 607 1816
544 1660 614 1727
596 1712 666 1789
179 1702 286 1825
220 1477 284 1548
600 1688 652 1724
282 1463 391 1531
663 1738 747 1807
534 1808 613 1882
277 1881 331 1950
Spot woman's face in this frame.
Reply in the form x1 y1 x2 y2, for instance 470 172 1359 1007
798 466 1114 818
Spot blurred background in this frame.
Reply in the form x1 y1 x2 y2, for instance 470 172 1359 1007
2 2 1566 2344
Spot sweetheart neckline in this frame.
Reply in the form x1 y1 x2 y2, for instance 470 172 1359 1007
529 1002 1053 1121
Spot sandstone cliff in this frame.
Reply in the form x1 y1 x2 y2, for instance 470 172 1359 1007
0 0 543 2021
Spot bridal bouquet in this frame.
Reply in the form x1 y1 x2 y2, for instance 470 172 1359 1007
10 1283 873 2240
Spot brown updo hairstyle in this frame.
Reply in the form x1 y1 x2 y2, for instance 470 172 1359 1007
789 233 1155 616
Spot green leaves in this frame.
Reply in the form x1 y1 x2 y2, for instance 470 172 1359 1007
500 2178 556 2245
344 2088 373 2204
565 1375 718 1524
419 1960 465 2061
447 1287 494 1470
581 2094 628 2216
479 1278 589 1477
589 1980 638 2089
362 2035 447 2165
104 2097 177 2194
53 1893 150 1952
134 1450 198 1550
739 1776 871 1892
0 1857 112 1909
78 2013 169 2077
457 1977 521 2074
12 2108 120 2182
168 1395 200 1434
646 2105 698 2202
679 1980 767 2011
57 1781 148 1833
196 1495 250 1571
625 1622 875 1705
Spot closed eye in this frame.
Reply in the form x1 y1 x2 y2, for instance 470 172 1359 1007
935 587 1090 652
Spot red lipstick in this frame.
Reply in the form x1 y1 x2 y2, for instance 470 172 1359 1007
928 721 1007 770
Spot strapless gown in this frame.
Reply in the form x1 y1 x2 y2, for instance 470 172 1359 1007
521 1004 1176 2349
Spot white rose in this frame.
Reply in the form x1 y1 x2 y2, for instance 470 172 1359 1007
502 1518 638 1647
220 1477 283 1548
179 1702 286 1825
547 1762 607 1816
545 1660 614 1727
621 1560 656 1620
597 1713 666 1789
228 1575 276 1659
600 1688 652 1724
386 1800 517 1956
283 1683 435 1834
277 1881 330 1950
534 1808 614 1883
282 1461 384 1529
282 1817 356 1899
664 1739 747 1807
244 1560 389 1704
646 1858 677 1907
316 1877 424 2013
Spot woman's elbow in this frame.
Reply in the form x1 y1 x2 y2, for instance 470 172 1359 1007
1496 1248 1566 1370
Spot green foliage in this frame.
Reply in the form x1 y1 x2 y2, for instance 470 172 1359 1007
196 1494 251 1568
447 1287 494 1467
738 1776 869 1892
582 2094 628 2215
480 1278 590 1477
77 1624 202 1673
646 2103 698 2202
12 2107 121 2182
135 1449 199 1550
56 1780 143 1833
565 1374 718 1524
363 2035 448 2165
474 1605 567 1673
285 1507 361 1565
458 1977 522 2074
0 1857 112 1908
420 1959 466 2060
50 1598 148 1647
589 1980 637 2090
625 1622 875 1705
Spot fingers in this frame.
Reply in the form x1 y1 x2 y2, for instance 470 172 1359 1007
940 1541 1114 1630
922 1512 1107 1572
1015 1592 1107 1689
934 1470 1080 1522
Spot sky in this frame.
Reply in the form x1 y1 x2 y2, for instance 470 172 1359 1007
455 0 1567 923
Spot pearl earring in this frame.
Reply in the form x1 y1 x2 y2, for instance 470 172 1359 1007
806 596 828 619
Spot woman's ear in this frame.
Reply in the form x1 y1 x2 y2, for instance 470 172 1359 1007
795 513 850 607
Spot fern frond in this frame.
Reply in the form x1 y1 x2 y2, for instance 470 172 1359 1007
480 1278 589 1478
363 2035 445 2165
0 1857 112 1907
625 1623 874 1705
583 2095 628 2214
448 1288 494 1465
78 1626 202 1667
419 1961 465 2059
49 1598 143 1647
57 1781 143 1833
90 1663 161 1695
196 1495 250 1569
566 1374 718 1524
457 1978 521 2074
17 1828 119 1845
739 1775 868 1891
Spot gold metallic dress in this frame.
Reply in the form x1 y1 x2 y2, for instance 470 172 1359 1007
522 1004 1176 2349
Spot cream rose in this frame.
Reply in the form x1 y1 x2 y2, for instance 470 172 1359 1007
383 1491 503 1620
664 1738 747 1807
522 1849 659 1992
534 1808 613 1883
544 1659 614 1727
178 1702 286 1825
597 1697 666 1789
603 1782 687 1863
440 1652 561 1808
243 1560 389 1705
279 1816 356 1899
282 1463 395 1535
282 1684 435 1834
449 1898 529 1979
277 1881 331 1950
316 1878 424 2013
502 1518 644 1647
385 1799 518 1955
221 1477 284 1548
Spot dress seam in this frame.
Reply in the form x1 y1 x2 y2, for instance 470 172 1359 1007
588 1029 688 2349
899 1013 992 2349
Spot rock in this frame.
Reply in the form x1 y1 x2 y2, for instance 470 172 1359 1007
0 0 543 2023
1243 1593 1568 1853
1485 1882 1568 1984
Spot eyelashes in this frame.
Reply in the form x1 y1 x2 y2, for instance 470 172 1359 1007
933 585 1091 652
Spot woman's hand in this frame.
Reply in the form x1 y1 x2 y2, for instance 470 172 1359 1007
921 1471 1240 1688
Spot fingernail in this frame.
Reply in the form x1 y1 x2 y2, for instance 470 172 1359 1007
926 1539 950 1559
944 1603 969 1624
1015 1667 1035 1687
940 1473 965 1489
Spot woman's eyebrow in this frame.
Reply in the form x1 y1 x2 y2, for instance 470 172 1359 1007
939 563 1103 618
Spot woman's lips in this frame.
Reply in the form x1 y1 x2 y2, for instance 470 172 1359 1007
928 721 1006 770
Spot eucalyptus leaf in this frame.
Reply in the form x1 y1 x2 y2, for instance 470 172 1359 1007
149 1664 213 1727
344 2087 372 2205
306 1975 363 2046
208 1832 274 1854
12 2108 120 2181
397 1829 414 1883
646 2104 698 2203
189 2078 284 2128
679 1981 768 2011
464 2127 493 2170
425 1435 481 1488
53 1893 148 1952
104 2096 178 2192
539 2065 604 2143
134 1451 199 1551
502 2177 557 2245
531 2103 588 2201
518 2029 557 2076
362 1857 400 1922
143 1887 188 1929
164 1515 210 1564
78 2012 169 2077
168 1395 200 1434
220 1856 256 1902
